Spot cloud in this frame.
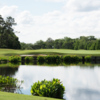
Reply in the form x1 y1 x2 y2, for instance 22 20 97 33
0 3 100 43
36 0 66 2
0 6 18 18
64 0 100 12
16 11 34 25
16 9 100 43
45 0 65 2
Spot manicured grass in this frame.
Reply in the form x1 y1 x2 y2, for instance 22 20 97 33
0 49 100 59
0 91 62 100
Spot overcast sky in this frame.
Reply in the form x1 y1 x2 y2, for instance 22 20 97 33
0 0 100 43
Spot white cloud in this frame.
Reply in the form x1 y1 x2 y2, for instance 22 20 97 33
36 0 66 2
0 6 18 18
16 9 100 43
45 0 65 2
64 0 100 12
0 2 100 43
16 11 34 25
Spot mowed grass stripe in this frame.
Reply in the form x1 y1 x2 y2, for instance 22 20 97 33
0 49 100 56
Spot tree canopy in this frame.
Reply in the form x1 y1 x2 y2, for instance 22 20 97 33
0 15 21 49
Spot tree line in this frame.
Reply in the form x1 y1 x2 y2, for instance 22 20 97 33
21 36 100 50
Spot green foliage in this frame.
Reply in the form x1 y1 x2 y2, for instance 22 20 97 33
20 36 100 50
54 55 61 63
31 78 65 99
0 75 23 92
45 55 61 64
0 62 20 68
0 57 8 61
25 56 34 63
20 43 33 50
0 15 21 49
85 56 91 62
0 75 23 88
9 56 21 63
63 55 71 63
37 56 45 64
37 55 61 64
71 55 81 62
45 55 52 64
63 55 81 63
0 75 17 86
95 40 100 50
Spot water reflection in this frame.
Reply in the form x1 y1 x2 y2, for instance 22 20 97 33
66 88 100 100
0 67 18 76
0 63 100 100
12 65 100 100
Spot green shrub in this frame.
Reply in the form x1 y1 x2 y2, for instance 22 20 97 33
71 55 81 62
0 75 23 91
45 55 52 64
63 55 81 63
31 78 65 99
0 75 17 86
85 56 91 62
10 62 21 67
45 55 61 64
9 56 21 63
25 56 34 63
52 55 61 63
0 57 8 61
63 55 71 63
37 56 45 63
37 55 82 64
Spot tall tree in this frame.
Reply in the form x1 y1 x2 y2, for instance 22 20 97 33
0 15 21 49
46 38 54 49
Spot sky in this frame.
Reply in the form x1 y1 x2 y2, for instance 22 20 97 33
0 0 100 43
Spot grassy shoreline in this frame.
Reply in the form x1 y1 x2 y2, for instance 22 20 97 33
0 91 63 100
0 49 100 58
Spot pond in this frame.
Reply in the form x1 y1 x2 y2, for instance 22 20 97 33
0 64 100 100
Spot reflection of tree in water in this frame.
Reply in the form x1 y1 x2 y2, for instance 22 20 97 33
0 66 18 76
0 75 23 94
1 83 23 94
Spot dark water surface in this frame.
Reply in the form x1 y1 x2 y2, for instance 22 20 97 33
0 64 100 100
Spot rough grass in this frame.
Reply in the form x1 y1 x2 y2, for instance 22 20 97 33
0 49 100 59
0 91 62 100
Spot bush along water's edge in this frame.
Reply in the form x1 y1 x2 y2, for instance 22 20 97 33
37 55 85 64
0 55 92 64
0 75 23 92
25 56 34 63
9 56 21 63
31 78 65 99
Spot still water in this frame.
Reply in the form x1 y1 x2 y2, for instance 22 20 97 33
0 64 100 100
